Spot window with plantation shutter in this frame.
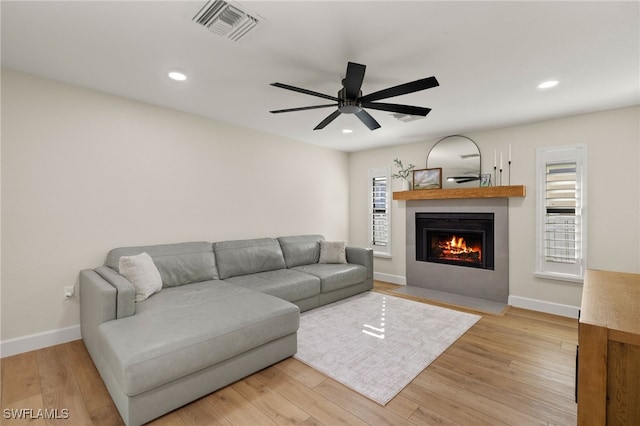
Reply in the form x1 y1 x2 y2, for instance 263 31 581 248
535 145 587 282
545 162 578 263
368 167 391 257
372 176 388 246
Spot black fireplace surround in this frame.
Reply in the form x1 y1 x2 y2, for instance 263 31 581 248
416 212 495 270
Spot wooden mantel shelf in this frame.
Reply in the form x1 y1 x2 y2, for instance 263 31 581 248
393 185 526 201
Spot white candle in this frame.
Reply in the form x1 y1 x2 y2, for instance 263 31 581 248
509 144 512 162
494 150 497 168
500 152 503 170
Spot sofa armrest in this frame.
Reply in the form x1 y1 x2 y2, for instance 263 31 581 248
79 269 118 361
346 247 374 279
94 266 136 318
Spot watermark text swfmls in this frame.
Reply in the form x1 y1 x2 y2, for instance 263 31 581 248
3 408 70 420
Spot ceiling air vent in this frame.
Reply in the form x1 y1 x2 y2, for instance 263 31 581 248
392 112 426 123
193 0 260 42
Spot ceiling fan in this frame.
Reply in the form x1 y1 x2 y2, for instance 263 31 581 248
270 62 439 131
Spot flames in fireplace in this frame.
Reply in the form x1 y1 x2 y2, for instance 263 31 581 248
416 212 494 270
434 235 482 264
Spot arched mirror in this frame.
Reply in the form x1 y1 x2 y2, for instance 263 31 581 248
427 135 481 188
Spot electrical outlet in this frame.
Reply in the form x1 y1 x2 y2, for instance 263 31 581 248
64 286 75 300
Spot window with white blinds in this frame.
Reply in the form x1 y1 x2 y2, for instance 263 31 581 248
535 146 587 282
545 162 578 263
368 167 391 257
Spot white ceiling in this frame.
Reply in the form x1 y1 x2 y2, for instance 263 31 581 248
2 1 639 152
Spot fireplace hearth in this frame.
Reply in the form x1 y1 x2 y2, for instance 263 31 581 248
416 212 494 270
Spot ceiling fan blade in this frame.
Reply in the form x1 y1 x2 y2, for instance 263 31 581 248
361 102 431 116
355 110 381 130
360 76 439 102
344 62 366 99
314 110 342 130
270 104 337 114
271 82 339 102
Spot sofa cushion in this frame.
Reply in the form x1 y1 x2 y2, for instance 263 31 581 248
292 264 368 293
105 242 218 287
277 235 323 268
97 281 299 397
318 240 347 264
224 269 321 302
214 238 286 279
118 252 163 302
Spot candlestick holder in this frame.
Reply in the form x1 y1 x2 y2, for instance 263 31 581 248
499 168 503 186
493 166 497 187
508 161 512 186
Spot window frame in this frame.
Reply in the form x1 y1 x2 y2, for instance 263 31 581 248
368 167 392 258
534 144 587 283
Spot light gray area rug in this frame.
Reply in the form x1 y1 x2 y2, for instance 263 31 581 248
294 291 481 405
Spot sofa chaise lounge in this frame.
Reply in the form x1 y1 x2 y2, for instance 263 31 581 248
80 235 373 425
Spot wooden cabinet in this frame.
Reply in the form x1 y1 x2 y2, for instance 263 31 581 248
577 269 640 425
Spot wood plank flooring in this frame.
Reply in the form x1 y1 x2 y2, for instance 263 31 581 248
1 282 578 425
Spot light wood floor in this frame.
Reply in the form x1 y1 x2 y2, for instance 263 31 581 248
1 282 579 425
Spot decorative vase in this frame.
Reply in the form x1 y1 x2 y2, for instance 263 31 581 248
401 179 411 191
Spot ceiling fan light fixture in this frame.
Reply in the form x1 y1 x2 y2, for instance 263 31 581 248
537 80 559 89
342 129 353 134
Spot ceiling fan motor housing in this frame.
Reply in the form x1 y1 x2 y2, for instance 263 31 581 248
338 87 363 114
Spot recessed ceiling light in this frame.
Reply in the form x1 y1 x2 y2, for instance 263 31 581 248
342 129 353 134
168 71 187 81
537 80 559 89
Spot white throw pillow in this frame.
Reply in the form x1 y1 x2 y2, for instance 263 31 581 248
119 252 162 302
318 240 347 264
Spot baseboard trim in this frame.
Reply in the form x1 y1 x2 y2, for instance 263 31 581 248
374 272 406 285
1 325 81 358
508 295 579 319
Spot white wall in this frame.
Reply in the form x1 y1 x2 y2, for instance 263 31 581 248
2 68 637 351
1 70 350 344
350 106 640 309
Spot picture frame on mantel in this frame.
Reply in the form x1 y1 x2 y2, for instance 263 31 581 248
413 168 442 190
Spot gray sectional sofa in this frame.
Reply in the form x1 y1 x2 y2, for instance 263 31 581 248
79 235 373 425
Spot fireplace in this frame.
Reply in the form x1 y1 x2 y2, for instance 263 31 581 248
416 212 494 270
406 199 509 304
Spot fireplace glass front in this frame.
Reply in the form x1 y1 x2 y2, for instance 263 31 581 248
416 212 494 270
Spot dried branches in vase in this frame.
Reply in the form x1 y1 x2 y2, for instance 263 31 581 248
391 158 415 191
